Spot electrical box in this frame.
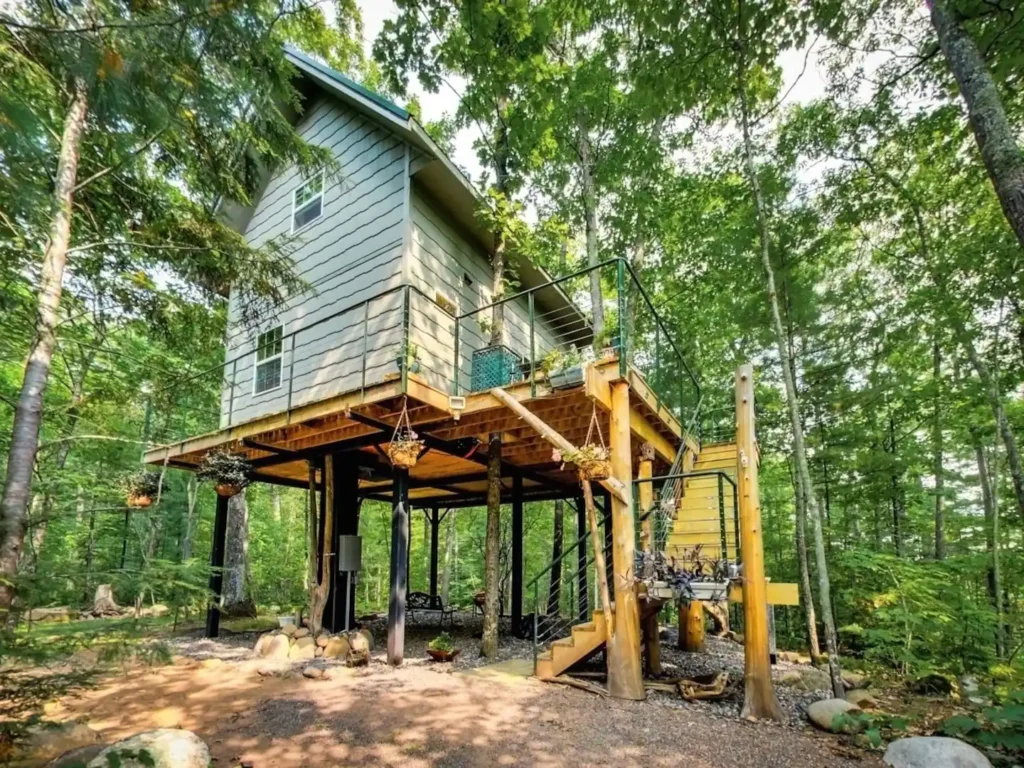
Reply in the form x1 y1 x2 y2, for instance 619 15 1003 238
337 535 362 572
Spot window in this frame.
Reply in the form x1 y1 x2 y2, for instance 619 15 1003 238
292 173 324 231
254 326 283 394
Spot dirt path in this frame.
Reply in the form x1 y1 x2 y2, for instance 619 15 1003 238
53 653 879 767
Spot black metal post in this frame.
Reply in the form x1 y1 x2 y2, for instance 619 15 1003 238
205 494 230 638
512 475 524 637
387 468 410 665
429 506 440 608
575 495 588 623
602 490 613 593
326 457 360 632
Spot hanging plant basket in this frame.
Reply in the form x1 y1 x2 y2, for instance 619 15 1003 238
386 401 424 468
566 445 611 480
197 450 251 495
387 439 424 469
122 470 161 509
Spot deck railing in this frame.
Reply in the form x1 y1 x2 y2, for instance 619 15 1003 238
150 258 701 451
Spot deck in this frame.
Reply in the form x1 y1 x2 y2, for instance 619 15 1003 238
143 358 696 507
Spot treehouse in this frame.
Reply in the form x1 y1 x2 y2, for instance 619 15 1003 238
144 49 796 703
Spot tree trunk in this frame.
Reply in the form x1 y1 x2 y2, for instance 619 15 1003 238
792 461 821 658
927 0 1024 250
547 500 563 615
0 77 88 618
975 431 1005 657
441 508 455 607
309 460 332 635
933 341 945 559
182 476 198 560
222 490 254 617
481 435 502 657
738 78 844 699
963 334 1024 523
579 127 603 341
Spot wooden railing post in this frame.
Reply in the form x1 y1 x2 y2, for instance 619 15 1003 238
735 364 783 720
638 442 654 553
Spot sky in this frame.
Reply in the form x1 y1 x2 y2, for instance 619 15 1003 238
355 0 832 187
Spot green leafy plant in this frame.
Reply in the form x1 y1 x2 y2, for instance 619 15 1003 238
540 347 583 377
831 710 908 749
941 692 1024 759
121 471 161 499
196 450 251 491
428 632 455 652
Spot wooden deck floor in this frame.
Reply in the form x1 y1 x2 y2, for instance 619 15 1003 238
143 360 695 505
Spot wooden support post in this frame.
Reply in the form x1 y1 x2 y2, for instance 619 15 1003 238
387 468 410 666
638 443 654 552
205 493 230 638
736 364 784 720
575 495 588 623
512 476 524 636
680 600 705 652
643 611 662 676
429 506 440 609
581 481 612 630
606 380 645 700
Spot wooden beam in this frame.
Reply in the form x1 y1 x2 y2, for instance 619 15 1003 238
736 364 784 721
605 380 645 701
581 481 613 632
488 387 630 505
728 582 800 606
586 365 680 464
638 443 654 552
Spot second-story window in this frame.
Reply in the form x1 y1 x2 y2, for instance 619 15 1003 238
254 326 283 395
292 173 324 232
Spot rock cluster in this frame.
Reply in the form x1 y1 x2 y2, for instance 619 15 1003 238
254 625 374 665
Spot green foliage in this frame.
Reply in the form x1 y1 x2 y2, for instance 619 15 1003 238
941 693 1024 760
428 632 455 652
196 451 251 490
122 471 161 499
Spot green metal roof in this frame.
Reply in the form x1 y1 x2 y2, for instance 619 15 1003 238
284 45 410 122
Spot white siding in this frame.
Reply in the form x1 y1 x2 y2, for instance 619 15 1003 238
221 97 406 426
407 184 563 393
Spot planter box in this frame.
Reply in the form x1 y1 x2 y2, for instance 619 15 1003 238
471 345 523 391
549 366 584 390
426 647 461 662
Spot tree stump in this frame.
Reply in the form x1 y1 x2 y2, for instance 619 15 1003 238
679 600 705 653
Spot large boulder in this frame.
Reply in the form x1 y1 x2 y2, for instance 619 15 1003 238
86 729 209 768
842 671 869 690
264 634 290 660
778 666 832 692
289 636 316 660
323 635 350 660
883 737 991 768
11 721 102 767
280 623 298 638
807 699 863 733
357 628 374 652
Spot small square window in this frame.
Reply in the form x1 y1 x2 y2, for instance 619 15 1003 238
292 173 324 232
254 326 283 394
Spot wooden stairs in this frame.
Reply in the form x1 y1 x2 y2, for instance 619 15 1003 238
663 442 739 562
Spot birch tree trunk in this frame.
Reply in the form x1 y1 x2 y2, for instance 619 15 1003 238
547 500 563 615
182 476 198 560
933 342 945 559
441 509 455 607
0 77 89 618
222 490 255 617
793 461 821 658
738 78 844 699
927 0 1024 249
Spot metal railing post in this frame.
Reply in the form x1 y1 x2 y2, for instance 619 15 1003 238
528 291 536 398
616 259 627 378
718 473 727 559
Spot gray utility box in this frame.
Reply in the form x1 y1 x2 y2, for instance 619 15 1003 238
337 535 362 572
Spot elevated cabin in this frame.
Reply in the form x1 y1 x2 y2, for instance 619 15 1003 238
145 49 792 702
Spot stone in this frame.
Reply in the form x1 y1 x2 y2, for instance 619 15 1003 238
256 662 292 678
960 676 991 707
47 744 107 766
323 635 350 660
264 634 290 660
883 737 992 768
315 647 323 658
842 671 869 689
302 666 324 679
199 658 224 669
253 633 271 656
778 667 832 692
26 607 73 623
807 699 863 733
348 631 370 655
778 650 812 665
315 633 330 648
357 628 374 652
846 690 880 709
909 674 953 695
86 729 210 768
280 623 298 637
13 721 102 766
294 627 310 639
289 636 316 660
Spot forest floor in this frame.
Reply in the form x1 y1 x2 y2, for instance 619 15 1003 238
41 612 883 767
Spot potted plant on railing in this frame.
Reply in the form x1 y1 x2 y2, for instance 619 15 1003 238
426 632 461 662
123 470 161 508
541 348 584 390
594 322 621 360
197 450 251 497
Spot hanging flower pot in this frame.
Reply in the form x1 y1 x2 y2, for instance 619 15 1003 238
197 450 251 496
566 444 611 481
122 470 160 509
386 402 424 469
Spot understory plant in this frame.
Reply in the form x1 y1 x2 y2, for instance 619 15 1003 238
941 693 1024 762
